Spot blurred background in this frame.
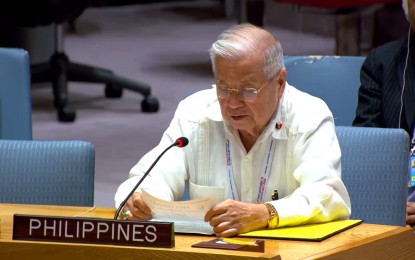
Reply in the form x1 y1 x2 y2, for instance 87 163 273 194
0 0 409 207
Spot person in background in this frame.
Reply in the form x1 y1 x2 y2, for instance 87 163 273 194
353 0 415 227
115 23 351 237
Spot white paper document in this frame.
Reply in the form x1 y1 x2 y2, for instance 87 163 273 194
141 190 218 235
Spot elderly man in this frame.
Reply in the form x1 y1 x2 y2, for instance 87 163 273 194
354 0 415 227
115 23 351 237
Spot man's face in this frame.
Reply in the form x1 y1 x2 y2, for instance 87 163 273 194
214 55 286 137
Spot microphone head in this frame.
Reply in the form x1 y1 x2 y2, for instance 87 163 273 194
175 137 189 148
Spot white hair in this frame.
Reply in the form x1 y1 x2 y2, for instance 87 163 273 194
402 0 409 21
209 23 285 80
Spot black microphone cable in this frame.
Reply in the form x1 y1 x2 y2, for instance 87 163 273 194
113 137 189 220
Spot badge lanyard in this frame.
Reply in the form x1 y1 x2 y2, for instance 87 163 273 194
408 128 415 201
225 135 276 203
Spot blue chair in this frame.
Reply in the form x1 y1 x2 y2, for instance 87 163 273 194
336 126 409 226
284 56 364 126
0 47 32 140
0 140 95 206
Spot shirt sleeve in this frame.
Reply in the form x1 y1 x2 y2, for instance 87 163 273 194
271 112 351 227
114 104 190 208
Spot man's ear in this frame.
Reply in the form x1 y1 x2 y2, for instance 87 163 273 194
277 69 287 98
403 0 410 22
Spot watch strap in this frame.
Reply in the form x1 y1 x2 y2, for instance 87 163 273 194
264 202 279 229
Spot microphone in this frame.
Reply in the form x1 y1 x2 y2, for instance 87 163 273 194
113 137 189 220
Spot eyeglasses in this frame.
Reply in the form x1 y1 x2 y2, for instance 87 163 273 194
213 80 269 102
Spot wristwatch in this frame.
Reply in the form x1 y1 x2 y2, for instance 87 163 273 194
264 202 279 229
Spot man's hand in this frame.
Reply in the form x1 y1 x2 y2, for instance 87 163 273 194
406 201 415 227
204 199 270 237
122 192 152 220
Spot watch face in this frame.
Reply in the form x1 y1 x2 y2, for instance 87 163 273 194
268 217 279 229
264 202 279 228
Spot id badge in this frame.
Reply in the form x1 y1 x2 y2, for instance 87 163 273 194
409 155 415 187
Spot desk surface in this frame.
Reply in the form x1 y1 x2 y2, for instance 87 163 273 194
1 204 415 260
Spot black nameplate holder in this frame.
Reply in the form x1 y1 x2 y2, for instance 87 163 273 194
13 214 175 248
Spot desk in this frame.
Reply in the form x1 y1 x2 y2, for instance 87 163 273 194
1 204 415 259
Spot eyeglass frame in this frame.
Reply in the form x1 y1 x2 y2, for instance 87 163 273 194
213 74 278 102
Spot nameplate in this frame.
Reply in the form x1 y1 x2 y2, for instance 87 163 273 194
13 214 174 248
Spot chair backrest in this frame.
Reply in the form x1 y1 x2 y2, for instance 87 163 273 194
0 140 95 206
0 48 32 140
336 126 409 226
284 55 364 126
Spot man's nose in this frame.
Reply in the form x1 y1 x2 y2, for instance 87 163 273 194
227 91 244 108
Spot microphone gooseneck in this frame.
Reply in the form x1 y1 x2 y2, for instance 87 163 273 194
113 137 189 220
